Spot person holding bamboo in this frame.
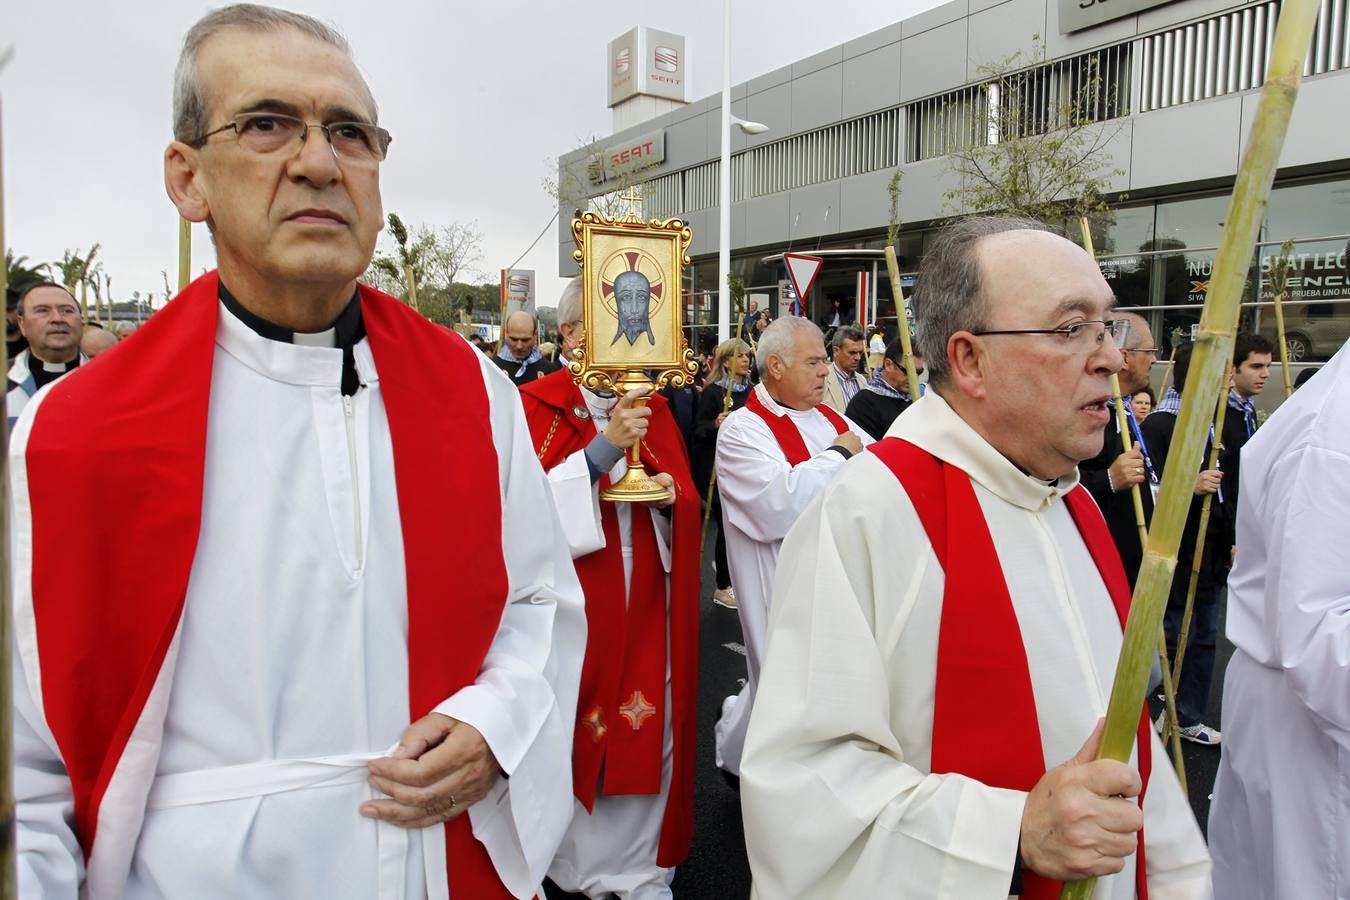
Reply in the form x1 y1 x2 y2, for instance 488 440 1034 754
693 336 753 609
843 337 925 440
1080 311 1158 583
1208 341 1350 900
10 6 587 897
712 315 871 782
740 217 1209 899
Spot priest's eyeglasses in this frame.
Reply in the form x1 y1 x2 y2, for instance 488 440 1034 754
196 113 393 163
972 318 1130 351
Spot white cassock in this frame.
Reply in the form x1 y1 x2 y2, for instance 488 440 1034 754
12 302 586 899
1209 344 1350 900
741 392 1211 899
539 387 677 900
713 383 872 775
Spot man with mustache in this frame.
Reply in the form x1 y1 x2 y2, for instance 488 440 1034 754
10 5 585 898
6 282 85 427
741 218 1209 898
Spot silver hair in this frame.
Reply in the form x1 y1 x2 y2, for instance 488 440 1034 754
830 325 864 349
913 215 1060 388
556 278 583 326
173 4 374 144
755 316 824 372
1117 310 1151 349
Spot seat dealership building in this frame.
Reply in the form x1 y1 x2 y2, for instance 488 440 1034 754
557 0 1350 363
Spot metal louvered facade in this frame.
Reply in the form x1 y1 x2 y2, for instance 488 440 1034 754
1138 0 1349 112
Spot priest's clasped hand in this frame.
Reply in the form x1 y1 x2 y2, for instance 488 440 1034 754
603 385 653 450
1018 719 1144 880
361 713 502 828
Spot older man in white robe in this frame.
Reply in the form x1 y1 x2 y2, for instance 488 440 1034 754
1209 344 1349 900
741 217 1210 899
11 7 584 899
713 316 871 778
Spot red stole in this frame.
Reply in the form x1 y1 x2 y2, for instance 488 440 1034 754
24 272 516 898
744 386 849 466
870 438 1151 900
519 368 700 866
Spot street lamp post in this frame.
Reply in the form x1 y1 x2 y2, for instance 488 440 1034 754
717 0 767 343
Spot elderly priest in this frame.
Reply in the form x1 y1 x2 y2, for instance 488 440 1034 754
10 6 584 898
740 217 1210 899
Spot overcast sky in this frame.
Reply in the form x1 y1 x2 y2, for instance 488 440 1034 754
5 0 942 311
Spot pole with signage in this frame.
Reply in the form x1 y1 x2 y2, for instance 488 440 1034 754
716 0 732 343
1060 0 1320 893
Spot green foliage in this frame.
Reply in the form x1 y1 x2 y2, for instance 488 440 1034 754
1267 238 1297 299
887 169 904 246
5 251 51 293
942 39 1125 225
365 215 484 316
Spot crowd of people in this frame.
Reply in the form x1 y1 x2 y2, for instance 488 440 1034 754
9 5 1346 900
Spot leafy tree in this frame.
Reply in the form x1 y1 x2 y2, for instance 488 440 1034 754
942 38 1125 226
544 136 658 220
5 251 51 295
366 216 485 323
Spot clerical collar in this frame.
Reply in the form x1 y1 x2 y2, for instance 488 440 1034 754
218 282 365 395
29 353 80 390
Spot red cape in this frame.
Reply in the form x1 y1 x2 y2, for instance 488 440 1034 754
24 272 516 897
519 367 699 867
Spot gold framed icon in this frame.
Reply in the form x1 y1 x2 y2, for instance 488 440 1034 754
570 197 698 502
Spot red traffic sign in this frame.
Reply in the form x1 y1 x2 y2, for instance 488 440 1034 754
782 253 823 311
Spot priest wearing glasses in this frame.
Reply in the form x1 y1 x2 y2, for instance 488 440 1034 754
740 217 1209 899
10 5 585 899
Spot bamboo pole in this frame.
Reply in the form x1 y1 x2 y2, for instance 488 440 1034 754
1109 371 1188 787
1160 361 1233 746
0 46 20 900
1270 241 1295 398
1060 0 1319 894
404 264 420 313
701 306 748 549
1086 212 1187 786
882 246 921 400
1158 343 1178 399
177 217 191 293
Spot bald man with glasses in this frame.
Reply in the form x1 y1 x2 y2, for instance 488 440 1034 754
740 217 1208 899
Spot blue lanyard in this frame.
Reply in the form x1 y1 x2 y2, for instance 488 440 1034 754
1125 411 1160 487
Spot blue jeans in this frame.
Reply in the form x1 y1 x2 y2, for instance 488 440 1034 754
1163 536 1224 727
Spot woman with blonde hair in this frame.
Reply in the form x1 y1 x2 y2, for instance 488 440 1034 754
693 339 752 609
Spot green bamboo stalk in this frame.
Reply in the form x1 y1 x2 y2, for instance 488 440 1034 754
701 296 748 549
1060 0 1319 895
882 247 921 400
1161 360 1233 746
1270 240 1295 398
1109 371 1188 788
404 264 420 313
1086 214 1187 787
0 46 19 900
178 217 191 293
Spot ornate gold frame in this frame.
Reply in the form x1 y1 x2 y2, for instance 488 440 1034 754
570 202 699 501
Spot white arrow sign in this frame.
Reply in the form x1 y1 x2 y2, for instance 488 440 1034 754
783 253 823 314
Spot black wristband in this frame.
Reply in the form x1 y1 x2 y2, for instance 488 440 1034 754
826 444 853 461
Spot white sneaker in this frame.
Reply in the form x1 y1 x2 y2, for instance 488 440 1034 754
1177 722 1222 745
712 588 737 609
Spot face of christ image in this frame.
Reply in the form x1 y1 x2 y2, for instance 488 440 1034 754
612 269 655 346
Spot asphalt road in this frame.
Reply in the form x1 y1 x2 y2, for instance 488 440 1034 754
556 530 1233 898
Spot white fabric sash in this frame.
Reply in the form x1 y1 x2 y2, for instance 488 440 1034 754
145 750 450 900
